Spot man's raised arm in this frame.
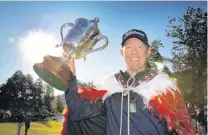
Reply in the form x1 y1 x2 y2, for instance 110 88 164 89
65 75 106 121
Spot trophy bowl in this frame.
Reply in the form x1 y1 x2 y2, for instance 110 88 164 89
33 18 108 91
33 55 73 90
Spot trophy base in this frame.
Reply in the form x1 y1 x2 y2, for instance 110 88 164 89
33 55 73 91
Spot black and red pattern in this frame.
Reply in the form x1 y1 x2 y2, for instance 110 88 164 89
114 69 158 88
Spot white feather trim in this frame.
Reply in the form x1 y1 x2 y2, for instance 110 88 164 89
96 73 124 100
98 72 179 102
96 62 179 104
130 73 179 102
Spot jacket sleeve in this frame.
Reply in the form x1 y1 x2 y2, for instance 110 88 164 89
65 76 107 121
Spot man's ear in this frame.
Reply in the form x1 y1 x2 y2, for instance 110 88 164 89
147 47 152 58
120 49 124 56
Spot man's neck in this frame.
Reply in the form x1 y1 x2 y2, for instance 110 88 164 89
127 67 146 77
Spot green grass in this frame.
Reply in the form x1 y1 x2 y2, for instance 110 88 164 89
0 121 63 135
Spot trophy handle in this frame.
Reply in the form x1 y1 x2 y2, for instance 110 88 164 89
89 35 108 53
60 22 74 41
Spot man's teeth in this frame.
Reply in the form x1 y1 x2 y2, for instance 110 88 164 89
130 58 139 60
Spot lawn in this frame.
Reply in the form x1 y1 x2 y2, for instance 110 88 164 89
0 121 63 135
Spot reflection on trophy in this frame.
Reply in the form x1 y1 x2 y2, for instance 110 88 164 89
33 18 108 91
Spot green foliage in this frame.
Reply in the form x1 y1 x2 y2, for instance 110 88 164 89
54 95 65 114
43 84 55 112
0 70 44 115
77 79 96 88
166 7 207 104
149 40 164 62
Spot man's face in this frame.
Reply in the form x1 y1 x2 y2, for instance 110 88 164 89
120 38 151 71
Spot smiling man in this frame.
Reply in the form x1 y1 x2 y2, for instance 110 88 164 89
64 29 195 135
120 29 151 78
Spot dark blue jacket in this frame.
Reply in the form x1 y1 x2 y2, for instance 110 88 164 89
65 71 176 135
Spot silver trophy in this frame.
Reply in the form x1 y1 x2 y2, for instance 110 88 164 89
33 18 108 91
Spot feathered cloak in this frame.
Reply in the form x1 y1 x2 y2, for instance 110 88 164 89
61 62 195 135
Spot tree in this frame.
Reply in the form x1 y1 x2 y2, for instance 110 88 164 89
0 84 11 111
4 70 28 115
172 70 197 103
33 78 44 113
24 76 44 114
149 40 164 62
149 40 172 76
0 70 45 116
163 66 172 77
54 95 65 114
166 7 207 104
43 84 55 112
77 79 97 88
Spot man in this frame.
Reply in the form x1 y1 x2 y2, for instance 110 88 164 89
16 114 24 135
24 114 31 135
64 29 195 135
0 114 3 122
194 105 206 135
187 103 197 129
204 106 207 133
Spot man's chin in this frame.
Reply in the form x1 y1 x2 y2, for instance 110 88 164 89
129 68 141 71
129 66 146 72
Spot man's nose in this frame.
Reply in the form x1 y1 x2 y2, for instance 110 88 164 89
132 48 138 53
